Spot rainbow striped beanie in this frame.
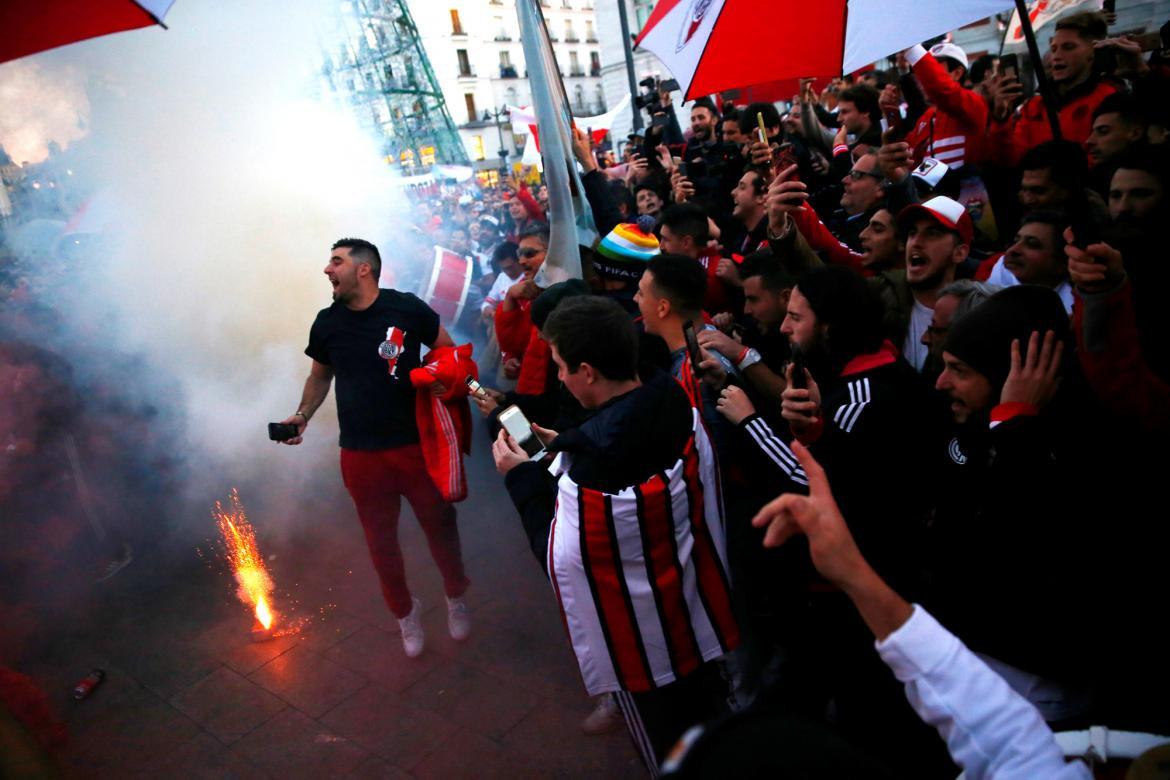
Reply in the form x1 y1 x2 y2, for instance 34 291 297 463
594 215 660 280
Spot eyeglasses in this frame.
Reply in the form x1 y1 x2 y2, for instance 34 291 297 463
517 247 545 259
848 169 883 182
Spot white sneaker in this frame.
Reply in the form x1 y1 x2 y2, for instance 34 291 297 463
446 595 471 641
398 597 425 658
581 694 622 735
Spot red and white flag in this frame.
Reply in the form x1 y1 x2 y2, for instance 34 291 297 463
635 0 1014 100
1003 0 1103 50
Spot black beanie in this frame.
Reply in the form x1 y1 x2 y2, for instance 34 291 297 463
531 279 590 330
943 285 1069 390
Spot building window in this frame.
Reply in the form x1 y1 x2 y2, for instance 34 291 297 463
465 93 479 124
505 86 518 105
564 20 577 41
586 20 596 41
573 84 585 111
590 51 600 76
494 16 509 40
450 9 464 35
471 135 486 161
457 49 472 76
500 50 512 68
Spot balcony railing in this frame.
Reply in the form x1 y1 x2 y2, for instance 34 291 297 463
499 66 519 78
569 69 585 77
590 65 601 77
494 34 512 41
458 69 476 78
565 35 579 42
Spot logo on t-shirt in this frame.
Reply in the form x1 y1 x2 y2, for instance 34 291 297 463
379 326 407 376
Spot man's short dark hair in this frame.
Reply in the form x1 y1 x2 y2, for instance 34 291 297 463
332 238 381 280
659 203 709 245
969 54 997 85
1018 210 1069 253
837 85 882 123
796 265 884 359
1020 140 1089 194
1092 91 1147 126
491 240 519 272
518 223 550 247
739 247 808 292
543 296 639 381
1111 144 1170 182
1055 11 1108 41
646 254 708 318
722 107 741 126
739 102 782 135
744 169 767 196
634 181 662 197
691 97 719 117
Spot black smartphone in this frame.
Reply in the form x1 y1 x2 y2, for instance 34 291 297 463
999 53 1019 81
683 320 705 377
789 344 807 391
687 158 708 179
268 422 299 441
1066 196 1102 251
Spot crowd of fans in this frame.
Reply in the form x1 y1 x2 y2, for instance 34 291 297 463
414 12 1170 777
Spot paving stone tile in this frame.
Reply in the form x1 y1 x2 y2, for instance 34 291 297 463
231 708 369 779
195 616 302 676
92 632 223 700
248 645 367 718
285 608 367 654
65 688 201 776
499 697 643 778
320 685 459 770
324 624 443 693
402 659 540 740
409 727 510 780
346 756 413 779
136 732 274 779
170 666 287 744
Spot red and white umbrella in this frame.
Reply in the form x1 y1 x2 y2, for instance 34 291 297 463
1 0 176 65
635 0 1014 100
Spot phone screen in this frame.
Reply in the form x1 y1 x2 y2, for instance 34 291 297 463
465 376 487 397
499 405 545 459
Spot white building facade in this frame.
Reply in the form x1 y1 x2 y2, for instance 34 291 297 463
408 0 608 172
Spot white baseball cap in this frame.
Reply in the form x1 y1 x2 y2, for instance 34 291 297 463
930 42 969 71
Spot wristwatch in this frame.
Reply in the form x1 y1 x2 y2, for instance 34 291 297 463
736 348 762 370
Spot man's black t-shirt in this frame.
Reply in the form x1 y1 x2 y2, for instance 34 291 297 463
306 289 439 451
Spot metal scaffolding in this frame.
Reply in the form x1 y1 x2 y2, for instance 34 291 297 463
321 0 468 168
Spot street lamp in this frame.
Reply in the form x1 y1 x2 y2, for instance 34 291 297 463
491 105 511 177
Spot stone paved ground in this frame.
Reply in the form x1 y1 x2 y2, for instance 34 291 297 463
15 445 643 778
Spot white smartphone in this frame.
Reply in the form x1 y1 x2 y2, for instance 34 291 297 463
498 405 546 460
464 375 487 397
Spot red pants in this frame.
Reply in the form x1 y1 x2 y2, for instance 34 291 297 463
340 445 469 618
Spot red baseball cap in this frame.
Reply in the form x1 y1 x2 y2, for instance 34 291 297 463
896 196 974 246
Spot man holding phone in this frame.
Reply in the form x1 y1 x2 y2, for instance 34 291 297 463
491 296 739 774
277 238 471 659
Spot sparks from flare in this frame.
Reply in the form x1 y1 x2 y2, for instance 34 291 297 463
213 489 276 630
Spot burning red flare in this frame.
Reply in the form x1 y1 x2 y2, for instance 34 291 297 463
213 489 276 630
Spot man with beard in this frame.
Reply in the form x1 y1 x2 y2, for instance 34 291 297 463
929 286 1098 723
873 196 973 372
279 238 470 658
716 264 945 776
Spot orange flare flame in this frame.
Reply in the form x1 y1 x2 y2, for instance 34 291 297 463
213 489 276 630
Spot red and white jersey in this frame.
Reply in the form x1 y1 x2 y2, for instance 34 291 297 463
545 409 739 695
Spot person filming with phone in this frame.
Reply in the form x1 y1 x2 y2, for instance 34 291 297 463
491 295 739 774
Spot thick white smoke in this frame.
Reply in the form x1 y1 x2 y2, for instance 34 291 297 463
0 0 413 527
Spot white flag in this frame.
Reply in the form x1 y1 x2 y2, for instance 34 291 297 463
1003 0 1103 50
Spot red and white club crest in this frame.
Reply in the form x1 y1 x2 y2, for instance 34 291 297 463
675 0 713 53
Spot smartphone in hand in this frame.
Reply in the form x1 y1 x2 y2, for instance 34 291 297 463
683 320 705 378
268 422 299 442
789 344 807 391
498 405 547 460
